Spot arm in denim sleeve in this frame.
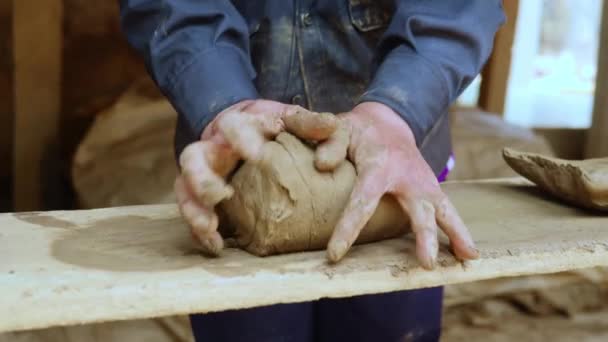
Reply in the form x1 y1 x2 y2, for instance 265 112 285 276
118 0 259 137
359 0 505 145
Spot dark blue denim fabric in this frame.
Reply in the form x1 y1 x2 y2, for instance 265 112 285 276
119 0 504 173
189 287 443 342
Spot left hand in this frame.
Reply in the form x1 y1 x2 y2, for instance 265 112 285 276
175 99 342 255
324 102 479 268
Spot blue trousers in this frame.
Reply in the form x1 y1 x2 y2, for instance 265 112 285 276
190 287 443 342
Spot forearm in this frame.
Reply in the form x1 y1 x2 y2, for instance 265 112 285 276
360 0 506 145
118 0 259 138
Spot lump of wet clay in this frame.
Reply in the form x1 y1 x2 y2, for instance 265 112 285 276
503 148 608 211
219 132 408 256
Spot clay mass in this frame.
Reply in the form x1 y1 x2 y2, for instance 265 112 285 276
219 132 408 256
503 148 608 211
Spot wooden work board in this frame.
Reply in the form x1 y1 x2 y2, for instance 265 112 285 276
1 179 608 333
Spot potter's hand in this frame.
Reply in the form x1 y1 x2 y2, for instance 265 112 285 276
175 99 340 255
325 102 479 268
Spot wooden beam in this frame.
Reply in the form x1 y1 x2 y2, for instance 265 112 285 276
1 179 608 333
12 0 63 211
586 0 608 158
0 1 13 183
478 0 519 115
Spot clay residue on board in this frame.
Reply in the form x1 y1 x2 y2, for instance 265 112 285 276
49 214 442 277
34 204 426 277
503 148 608 211
198 236 453 279
13 212 79 229
50 215 203 272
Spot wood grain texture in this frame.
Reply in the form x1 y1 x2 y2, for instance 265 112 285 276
586 0 608 158
478 0 519 115
1 179 608 333
12 0 63 210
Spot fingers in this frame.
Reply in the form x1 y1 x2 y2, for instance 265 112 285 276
327 173 384 263
396 193 478 268
179 141 234 207
175 176 223 256
217 110 283 162
435 197 479 260
397 197 439 270
283 109 338 141
180 101 306 256
216 111 266 162
284 108 350 171
218 105 342 165
315 123 350 171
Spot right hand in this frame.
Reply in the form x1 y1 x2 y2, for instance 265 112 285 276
175 99 344 255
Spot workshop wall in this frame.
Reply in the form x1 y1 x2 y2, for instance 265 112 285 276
0 0 151 209
60 0 148 158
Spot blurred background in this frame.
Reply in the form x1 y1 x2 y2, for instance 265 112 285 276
460 0 604 129
1 0 608 341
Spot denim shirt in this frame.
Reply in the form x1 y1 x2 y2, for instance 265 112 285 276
119 0 505 174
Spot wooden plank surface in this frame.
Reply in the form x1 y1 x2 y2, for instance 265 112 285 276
586 0 608 158
1 179 608 333
12 0 63 210
478 0 519 115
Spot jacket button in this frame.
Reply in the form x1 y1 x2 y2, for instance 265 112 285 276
291 94 304 106
301 12 313 26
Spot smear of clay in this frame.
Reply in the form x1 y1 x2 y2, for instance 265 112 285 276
503 148 608 211
220 132 409 256
13 212 79 229
18 202 424 276
50 216 203 272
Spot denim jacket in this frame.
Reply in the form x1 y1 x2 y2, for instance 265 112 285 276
119 0 505 174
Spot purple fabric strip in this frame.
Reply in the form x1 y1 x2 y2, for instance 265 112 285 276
437 153 455 183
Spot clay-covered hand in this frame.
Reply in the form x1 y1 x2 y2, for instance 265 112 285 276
175 99 342 255
325 102 479 268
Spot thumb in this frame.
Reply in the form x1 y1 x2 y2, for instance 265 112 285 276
315 123 350 171
283 109 338 141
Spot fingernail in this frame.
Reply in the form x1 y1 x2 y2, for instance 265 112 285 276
199 182 234 207
328 240 348 263
315 158 340 172
426 238 438 269
423 255 436 270
200 235 223 257
469 246 480 258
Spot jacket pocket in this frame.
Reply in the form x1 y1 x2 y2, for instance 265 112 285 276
347 0 391 32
